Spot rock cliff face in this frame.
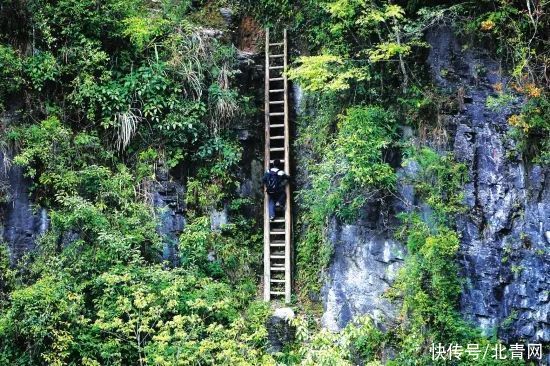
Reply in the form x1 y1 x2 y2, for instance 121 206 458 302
0 164 49 263
426 26 549 343
319 25 549 343
152 164 186 265
1 110 49 264
320 183 408 331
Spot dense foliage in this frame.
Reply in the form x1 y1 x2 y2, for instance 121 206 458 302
0 1 271 365
281 0 547 364
1 0 547 364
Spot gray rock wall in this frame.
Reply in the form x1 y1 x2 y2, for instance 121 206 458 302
426 25 549 343
1 111 49 264
152 164 185 265
0 164 49 263
321 218 405 331
318 25 549 345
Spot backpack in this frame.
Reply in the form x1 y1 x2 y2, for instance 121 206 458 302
265 170 282 194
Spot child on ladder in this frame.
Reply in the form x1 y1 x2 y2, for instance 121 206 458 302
262 159 290 221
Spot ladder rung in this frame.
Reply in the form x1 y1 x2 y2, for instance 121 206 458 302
269 66 284 70
269 159 284 163
269 89 284 93
270 218 285 222
270 268 285 271
270 291 285 295
270 244 285 248
270 279 285 283
270 136 284 140
270 230 285 235
270 124 284 128
269 101 284 104
270 255 285 259
269 112 285 116
270 147 284 152
270 54 284 58
269 42 284 46
269 77 284 81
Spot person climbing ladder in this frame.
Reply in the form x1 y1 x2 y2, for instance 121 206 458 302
262 159 290 221
264 28 291 303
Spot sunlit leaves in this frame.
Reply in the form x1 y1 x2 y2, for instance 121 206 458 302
357 3 405 26
122 16 170 50
0 263 273 365
287 55 368 92
292 315 384 365
368 42 411 62
325 0 362 19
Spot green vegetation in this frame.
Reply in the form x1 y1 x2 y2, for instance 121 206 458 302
508 93 550 163
461 0 550 163
0 0 547 364
0 1 269 365
296 104 396 296
281 0 546 364
389 149 472 363
287 55 368 92
0 44 23 111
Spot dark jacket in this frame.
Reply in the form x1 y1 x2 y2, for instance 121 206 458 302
262 167 290 194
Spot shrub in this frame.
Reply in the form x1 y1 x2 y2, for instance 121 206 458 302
0 45 23 110
297 105 396 297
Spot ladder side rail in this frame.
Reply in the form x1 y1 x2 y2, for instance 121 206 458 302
263 28 271 302
283 29 292 304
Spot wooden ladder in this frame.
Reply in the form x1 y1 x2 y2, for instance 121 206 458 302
264 29 291 303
